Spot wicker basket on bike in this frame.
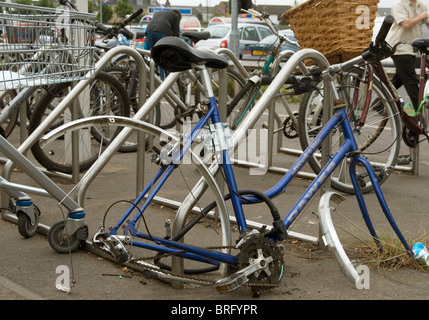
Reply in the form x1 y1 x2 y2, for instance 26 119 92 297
281 0 379 64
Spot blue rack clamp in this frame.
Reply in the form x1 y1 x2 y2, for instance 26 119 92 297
15 199 36 225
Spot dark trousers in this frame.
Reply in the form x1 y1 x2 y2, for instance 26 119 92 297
391 55 419 110
144 31 167 50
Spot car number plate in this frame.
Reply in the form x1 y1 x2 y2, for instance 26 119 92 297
252 50 266 56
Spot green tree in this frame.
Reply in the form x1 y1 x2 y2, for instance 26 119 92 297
114 0 133 18
35 0 54 8
15 0 32 5
97 5 113 23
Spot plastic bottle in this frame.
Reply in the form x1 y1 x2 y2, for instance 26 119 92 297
412 242 429 266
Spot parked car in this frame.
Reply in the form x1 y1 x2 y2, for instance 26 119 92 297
194 23 274 59
139 15 152 33
180 16 203 32
242 29 299 61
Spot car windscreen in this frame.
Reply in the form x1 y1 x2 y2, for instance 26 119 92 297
207 26 230 38
259 34 278 46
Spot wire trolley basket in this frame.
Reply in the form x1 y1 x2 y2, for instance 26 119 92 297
282 0 379 64
0 2 96 90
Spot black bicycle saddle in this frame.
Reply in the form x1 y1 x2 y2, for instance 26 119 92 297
182 31 210 41
412 38 429 52
151 36 228 72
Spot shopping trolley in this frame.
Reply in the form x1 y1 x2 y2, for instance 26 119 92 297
0 1 96 89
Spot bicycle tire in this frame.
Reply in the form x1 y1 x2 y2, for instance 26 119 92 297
0 89 19 138
110 54 180 130
210 68 248 128
29 72 129 173
104 65 163 152
103 65 161 121
298 68 401 194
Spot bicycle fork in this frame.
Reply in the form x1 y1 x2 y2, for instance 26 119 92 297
324 69 413 255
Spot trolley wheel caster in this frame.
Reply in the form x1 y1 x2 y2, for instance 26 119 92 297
48 221 85 253
17 206 40 238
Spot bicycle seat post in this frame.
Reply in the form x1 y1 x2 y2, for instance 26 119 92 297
193 63 215 99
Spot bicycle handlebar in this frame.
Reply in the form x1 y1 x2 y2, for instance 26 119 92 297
241 8 298 47
96 8 143 41
95 21 109 34
59 0 77 11
118 8 144 29
374 15 394 47
362 15 398 62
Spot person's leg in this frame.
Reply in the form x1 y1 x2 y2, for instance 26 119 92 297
391 72 403 90
392 55 419 110
145 32 168 80
145 32 167 50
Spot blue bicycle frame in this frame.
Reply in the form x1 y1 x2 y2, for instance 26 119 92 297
107 78 412 268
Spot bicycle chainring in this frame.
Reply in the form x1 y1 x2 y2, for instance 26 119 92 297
282 114 299 139
402 125 419 148
237 233 284 296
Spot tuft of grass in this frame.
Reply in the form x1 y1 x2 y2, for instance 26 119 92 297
346 234 429 272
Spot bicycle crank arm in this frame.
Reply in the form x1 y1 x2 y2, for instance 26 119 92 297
215 248 273 293
262 121 283 133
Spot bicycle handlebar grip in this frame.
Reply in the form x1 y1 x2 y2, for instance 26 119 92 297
95 21 109 34
247 8 261 17
122 8 144 26
375 15 394 46
120 28 135 39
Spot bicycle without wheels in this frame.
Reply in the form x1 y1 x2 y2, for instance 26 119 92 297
42 16 420 296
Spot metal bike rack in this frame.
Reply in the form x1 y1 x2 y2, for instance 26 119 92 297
214 48 319 180
1 46 148 209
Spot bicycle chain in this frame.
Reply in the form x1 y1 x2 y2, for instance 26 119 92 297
129 245 230 286
127 241 282 292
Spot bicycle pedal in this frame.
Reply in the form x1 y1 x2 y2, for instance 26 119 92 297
397 155 412 165
215 273 249 293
